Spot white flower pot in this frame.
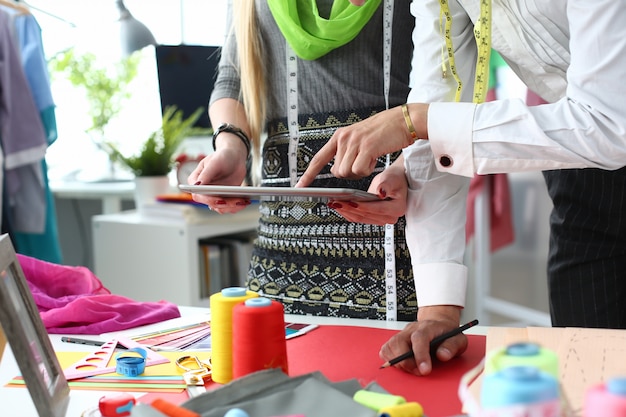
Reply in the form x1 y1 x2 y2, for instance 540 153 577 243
133 176 171 214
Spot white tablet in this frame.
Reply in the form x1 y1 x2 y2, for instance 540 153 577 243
179 185 382 202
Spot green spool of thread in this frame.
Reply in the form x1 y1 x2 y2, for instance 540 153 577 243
484 342 559 378
353 390 406 411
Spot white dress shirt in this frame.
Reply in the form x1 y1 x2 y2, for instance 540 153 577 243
404 0 626 308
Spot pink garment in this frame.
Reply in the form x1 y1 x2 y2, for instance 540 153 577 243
526 90 548 106
17 254 181 334
466 174 515 252
465 88 515 252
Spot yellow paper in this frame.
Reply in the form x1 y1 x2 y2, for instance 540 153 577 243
56 350 211 377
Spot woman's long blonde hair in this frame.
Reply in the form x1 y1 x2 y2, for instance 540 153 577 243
232 0 266 157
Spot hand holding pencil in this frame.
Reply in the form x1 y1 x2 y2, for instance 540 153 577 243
379 319 479 373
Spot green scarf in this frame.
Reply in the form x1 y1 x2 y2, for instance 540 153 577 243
268 0 382 60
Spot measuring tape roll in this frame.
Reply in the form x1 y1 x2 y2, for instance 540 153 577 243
115 347 148 377
439 0 492 104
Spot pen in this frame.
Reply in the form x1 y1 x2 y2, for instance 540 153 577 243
61 337 128 350
380 319 479 369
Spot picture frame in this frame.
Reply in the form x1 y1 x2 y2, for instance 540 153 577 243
0 234 69 417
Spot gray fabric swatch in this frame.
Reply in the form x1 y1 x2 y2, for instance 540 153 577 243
182 369 378 417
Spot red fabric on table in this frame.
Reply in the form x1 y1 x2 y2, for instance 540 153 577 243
140 325 486 417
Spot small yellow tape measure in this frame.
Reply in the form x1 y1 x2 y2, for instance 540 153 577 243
439 0 492 104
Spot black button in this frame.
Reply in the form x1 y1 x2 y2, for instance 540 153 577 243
439 155 453 167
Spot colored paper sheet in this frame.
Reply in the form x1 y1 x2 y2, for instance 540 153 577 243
57 350 211 377
5 350 211 392
286 325 485 417
133 321 211 350
7 376 185 393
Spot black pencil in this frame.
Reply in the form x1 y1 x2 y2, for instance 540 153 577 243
61 337 128 350
380 319 479 369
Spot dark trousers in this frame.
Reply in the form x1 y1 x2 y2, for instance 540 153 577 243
543 167 626 329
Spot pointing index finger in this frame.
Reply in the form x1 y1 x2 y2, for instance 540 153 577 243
296 141 338 187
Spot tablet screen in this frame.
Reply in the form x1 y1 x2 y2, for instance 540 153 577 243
179 185 382 203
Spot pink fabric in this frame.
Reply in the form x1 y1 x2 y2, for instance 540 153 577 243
526 90 548 106
466 174 515 252
17 254 181 334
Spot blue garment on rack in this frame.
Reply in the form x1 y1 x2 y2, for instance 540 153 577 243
2 8 62 263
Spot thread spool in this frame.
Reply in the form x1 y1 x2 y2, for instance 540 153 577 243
484 342 559 378
210 287 258 384
353 390 406 411
232 297 288 379
481 366 560 410
377 402 424 417
223 409 249 417
585 377 626 417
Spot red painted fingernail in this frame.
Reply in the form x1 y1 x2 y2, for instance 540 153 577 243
379 189 387 198
215 200 226 205
347 201 359 208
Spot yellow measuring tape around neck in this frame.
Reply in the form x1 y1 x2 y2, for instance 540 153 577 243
439 0 492 104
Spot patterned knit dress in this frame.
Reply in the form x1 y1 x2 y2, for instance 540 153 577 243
210 0 417 320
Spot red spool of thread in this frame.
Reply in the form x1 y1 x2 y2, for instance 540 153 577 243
232 297 288 379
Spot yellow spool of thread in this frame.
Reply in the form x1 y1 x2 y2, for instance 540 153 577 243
378 402 424 417
353 390 406 411
210 287 258 384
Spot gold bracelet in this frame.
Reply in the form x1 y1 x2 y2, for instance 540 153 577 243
401 104 417 141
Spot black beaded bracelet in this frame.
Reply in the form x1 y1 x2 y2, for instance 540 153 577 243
212 123 251 159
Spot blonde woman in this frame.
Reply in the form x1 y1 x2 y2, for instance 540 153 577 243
189 0 422 322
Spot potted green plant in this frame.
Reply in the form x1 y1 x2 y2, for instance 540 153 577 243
106 105 208 176
105 105 210 210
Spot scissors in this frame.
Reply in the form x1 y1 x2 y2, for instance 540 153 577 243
176 355 212 398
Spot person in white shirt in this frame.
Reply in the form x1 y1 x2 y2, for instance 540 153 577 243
298 0 626 375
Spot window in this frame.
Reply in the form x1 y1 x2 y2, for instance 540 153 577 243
27 0 227 181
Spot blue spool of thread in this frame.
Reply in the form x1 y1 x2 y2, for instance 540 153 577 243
481 365 559 409
608 377 626 396
224 409 250 417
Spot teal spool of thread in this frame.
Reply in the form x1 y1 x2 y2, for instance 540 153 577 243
481 365 560 409
484 342 559 378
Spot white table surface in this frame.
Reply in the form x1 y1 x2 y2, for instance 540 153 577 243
0 306 486 416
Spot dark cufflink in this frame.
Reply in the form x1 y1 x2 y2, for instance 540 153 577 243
439 155 453 167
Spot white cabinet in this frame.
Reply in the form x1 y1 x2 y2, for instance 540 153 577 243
92 205 260 307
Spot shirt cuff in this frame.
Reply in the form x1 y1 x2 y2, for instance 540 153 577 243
413 262 468 307
428 102 477 177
